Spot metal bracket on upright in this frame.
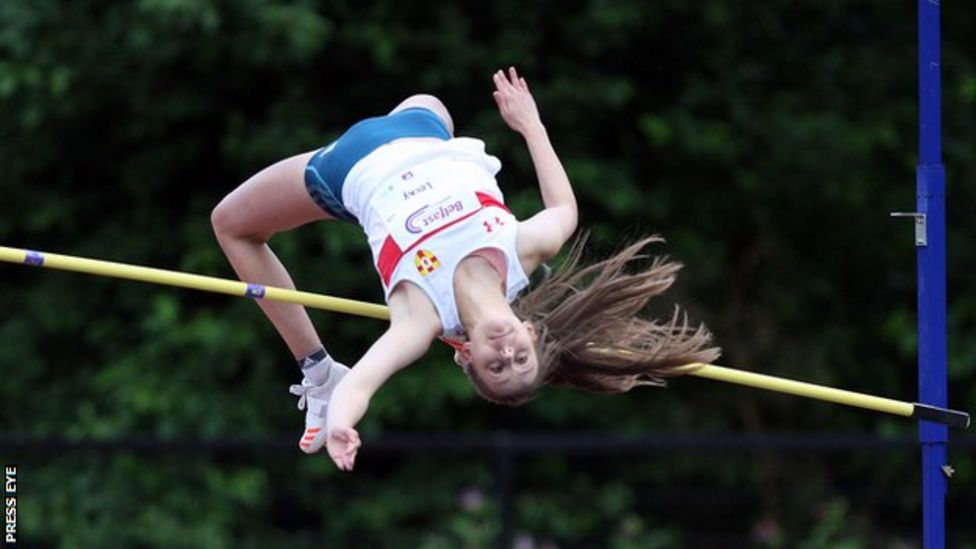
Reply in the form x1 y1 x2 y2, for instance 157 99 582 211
891 212 927 247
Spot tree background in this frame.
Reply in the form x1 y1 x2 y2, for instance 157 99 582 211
1 0 974 547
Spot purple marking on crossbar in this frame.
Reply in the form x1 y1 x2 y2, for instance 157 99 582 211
244 284 266 299
24 251 45 266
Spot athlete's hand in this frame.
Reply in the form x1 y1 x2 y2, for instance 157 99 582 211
493 67 542 136
326 426 361 471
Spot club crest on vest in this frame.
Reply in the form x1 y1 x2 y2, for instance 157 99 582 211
415 249 440 276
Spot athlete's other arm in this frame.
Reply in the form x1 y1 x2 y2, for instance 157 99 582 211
325 288 441 471
492 67 579 268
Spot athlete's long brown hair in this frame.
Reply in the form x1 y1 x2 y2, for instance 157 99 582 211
466 234 721 405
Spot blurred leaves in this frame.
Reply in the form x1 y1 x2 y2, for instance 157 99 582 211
2 0 975 546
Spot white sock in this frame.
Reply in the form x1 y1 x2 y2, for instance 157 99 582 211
297 348 333 385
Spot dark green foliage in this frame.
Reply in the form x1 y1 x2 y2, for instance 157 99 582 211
2 0 974 546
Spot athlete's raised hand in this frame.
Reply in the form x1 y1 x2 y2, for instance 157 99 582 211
493 67 542 136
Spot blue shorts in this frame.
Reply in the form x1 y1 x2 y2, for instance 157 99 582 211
304 107 452 222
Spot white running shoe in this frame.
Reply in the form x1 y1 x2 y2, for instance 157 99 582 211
289 361 350 454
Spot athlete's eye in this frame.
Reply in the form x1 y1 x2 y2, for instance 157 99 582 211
515 354 528 365
488 362 504 373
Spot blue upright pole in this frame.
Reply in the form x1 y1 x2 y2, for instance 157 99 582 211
917 1 948 547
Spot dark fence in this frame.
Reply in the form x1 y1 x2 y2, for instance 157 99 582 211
3 433 974 547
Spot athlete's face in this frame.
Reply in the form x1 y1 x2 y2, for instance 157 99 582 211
463 316 540 396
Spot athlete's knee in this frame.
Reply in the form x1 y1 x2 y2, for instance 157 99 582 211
393 93 454 135
210 198 235 238
211 195 261 242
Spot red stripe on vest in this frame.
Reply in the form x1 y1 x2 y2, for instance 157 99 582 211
377 192 511 286
474 191 507 211
376 238 403 285
438 336 465 352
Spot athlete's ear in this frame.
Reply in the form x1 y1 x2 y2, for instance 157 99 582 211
523 320 539 342
454 346 472 370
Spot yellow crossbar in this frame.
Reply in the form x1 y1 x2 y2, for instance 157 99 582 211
0 245 968 428
0 245 388 320
677 363 914 417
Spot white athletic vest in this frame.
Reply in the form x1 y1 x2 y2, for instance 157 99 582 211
342 138 530 337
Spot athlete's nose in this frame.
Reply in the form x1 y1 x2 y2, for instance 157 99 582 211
500 345 514 359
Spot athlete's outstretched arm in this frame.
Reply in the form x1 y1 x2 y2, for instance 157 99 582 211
325 311 440 471
493 67 579 263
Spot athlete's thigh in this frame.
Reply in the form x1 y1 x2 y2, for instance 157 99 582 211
214 151 332 240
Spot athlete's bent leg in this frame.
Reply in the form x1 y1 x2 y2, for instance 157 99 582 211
212 151 351 454
211 151 329 360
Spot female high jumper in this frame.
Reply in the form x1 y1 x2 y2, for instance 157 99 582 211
211 67 719 470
